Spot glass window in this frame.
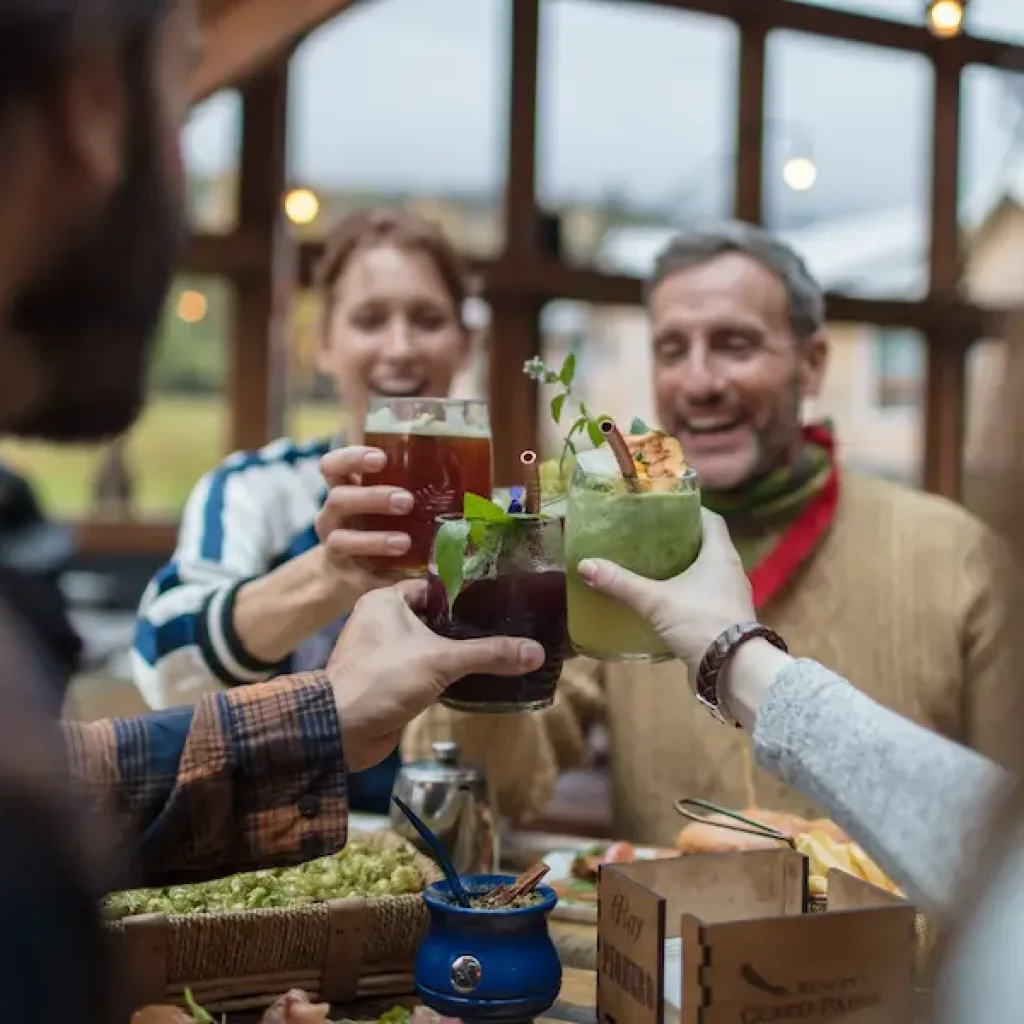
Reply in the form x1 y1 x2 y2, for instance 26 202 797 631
184 90 241 234
537 0 737 265
537 302 655 459
782 0 924 23
808 324 925 486
0 277 232 520
286 0 510 256
764 33 932 298
960 64 1024 307
875 328 927 409
967 0 1024 42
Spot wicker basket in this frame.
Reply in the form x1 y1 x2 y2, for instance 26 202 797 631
108 831 441 1013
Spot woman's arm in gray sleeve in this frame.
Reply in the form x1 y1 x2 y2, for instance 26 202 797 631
752 658 1010 917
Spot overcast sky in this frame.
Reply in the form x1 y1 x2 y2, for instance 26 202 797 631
185 0 1024 220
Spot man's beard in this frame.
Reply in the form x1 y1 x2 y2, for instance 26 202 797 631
3 45 182 443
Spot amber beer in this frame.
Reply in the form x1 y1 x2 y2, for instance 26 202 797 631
362 398 493 574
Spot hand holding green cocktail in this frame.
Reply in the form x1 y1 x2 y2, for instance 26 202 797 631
525 355 702 663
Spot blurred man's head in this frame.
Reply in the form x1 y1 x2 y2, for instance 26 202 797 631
647 222 828 492
0 0 196 442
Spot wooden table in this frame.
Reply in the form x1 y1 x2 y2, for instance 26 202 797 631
225 969 597 1023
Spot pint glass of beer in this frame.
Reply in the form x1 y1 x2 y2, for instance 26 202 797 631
362 398 493 574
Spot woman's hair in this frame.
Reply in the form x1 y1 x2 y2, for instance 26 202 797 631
314 207 470 321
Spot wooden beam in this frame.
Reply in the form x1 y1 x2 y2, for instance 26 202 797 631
923 48 966 500
491 0 542 486
192 0 359 103
229 58 294 453
733 14 767 223
613 0 1024 67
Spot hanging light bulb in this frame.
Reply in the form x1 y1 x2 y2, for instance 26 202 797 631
284 187 320 226
927 0 966 39
782 156 818 192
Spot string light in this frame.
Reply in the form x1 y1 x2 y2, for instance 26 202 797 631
284 187 320 226
927 0 966 39
782 156 818 192
176 290 208 324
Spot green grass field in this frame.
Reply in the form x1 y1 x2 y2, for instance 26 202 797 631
0 395 343 518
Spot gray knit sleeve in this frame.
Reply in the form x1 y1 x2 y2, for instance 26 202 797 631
752 658 1010 916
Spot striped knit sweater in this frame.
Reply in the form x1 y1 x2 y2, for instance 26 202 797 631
132 437 331 709
403 473 1017 844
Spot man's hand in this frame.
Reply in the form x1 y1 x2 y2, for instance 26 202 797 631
328 582 545 772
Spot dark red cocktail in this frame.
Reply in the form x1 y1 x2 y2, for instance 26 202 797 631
362 398 493 575
422 514 568 713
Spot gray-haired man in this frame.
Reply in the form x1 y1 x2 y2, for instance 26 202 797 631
405 220 1015 844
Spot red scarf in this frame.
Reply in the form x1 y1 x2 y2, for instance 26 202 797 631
748 423 840 610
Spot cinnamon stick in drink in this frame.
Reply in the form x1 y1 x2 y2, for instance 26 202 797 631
520 449 541 514
599 419 639 484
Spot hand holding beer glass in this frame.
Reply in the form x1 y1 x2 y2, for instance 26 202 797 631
318 399 493 580
359 398 494 575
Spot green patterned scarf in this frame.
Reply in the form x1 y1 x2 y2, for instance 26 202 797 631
703 425 834 572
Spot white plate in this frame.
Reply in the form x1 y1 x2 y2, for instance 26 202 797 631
546 846 668 923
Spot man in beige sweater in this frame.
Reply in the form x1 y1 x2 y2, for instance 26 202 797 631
404 222 1015 844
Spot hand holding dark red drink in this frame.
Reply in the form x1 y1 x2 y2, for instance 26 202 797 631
420 491 569 714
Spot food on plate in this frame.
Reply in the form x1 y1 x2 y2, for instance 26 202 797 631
675 808 901 899
794 828 903 899
108 837 424 917
551 841 675 904
133 990 414 1024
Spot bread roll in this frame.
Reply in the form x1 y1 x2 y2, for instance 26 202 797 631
675 808 846 854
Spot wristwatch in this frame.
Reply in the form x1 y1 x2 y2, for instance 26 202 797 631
694 621 789 727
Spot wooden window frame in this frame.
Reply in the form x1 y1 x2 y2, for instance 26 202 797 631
76 0 1024 552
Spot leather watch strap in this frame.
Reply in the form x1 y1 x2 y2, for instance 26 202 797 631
695 622 788 726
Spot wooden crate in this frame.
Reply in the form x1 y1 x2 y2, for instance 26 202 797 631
597 848 917 1024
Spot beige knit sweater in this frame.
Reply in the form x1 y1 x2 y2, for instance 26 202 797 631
402 474 1016 845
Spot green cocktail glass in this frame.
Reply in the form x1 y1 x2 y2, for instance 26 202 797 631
565 458 701 662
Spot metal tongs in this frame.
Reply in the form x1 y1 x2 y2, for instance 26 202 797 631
674 797 797 850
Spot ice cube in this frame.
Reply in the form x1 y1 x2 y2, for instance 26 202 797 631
574 446 620 477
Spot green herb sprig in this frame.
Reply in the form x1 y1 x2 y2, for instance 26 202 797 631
523 354 652 466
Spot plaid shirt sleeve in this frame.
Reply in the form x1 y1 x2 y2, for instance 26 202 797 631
61 672 348 887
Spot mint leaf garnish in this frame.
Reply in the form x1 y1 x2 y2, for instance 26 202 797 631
586 419 605 449
435 519 471 614
559 352 576 387
629 417 650 434
551 393 566 423
464 492 511 523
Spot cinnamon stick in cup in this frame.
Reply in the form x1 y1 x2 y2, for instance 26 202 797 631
599 419 639 486
520 449 541 514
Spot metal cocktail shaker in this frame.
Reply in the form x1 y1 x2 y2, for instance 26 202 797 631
390 740 499 875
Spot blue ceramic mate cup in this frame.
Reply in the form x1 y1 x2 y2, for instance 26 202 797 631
415 874 562 1023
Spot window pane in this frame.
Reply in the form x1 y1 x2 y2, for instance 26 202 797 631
184 90 241 234
537 303 656 459
810 324 925 486
538 0 737 265
960 65 1024 307
764 33 932 298
287 0 509 257
0 277 232 520
783 0 923 23
968 0 1024 42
